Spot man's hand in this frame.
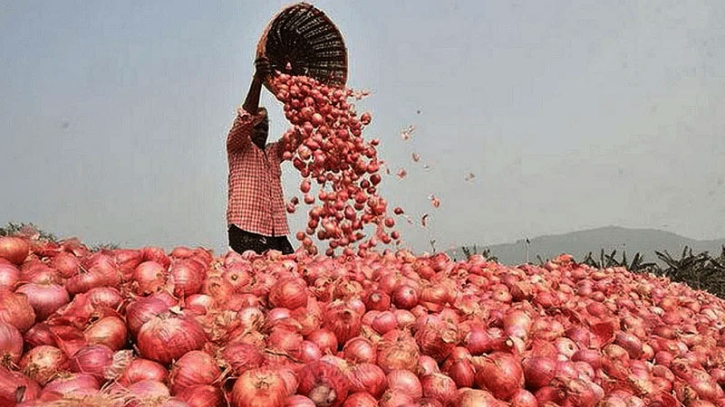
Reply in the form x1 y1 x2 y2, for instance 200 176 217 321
254 57 272 81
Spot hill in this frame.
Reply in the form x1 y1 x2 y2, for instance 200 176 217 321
450 226 725 266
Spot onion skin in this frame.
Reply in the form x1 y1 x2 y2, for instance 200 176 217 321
0 262 20 291
297 361 350 407
348 363 386 398
126 297 170 337
41 373 99 396
84 315 128 351
342 337 376 364
221 343 264 375
269 278 309 310
342 392 378 407
137 312 207 365
475 352 524 400
387 369 422 399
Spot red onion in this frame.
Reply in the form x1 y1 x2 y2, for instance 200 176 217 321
127 380 171 406
170 260 205 297
0 237 30 265
348 363 386 398
84 315 127 350
15 283 69 321
296 340 322 363
185 294 215 315
49 252 80 278
364 290 391 311
133 261 167 295
387 369 422 398
416 356 440 376
377 330 419 373
324 303 362 344
392 285 419 309
169 351 220 395
297 361 350 407
86 287 123 309
0 263 20 291
475 352 524 400
42 373 99 396
118 358 169 385
510 389 537 407
307 328 338 353
0 321 23 366
446 359 475 388
286 395 317 407
415 322 458 362
269 278 309 309
125 297 170 336
221 343 264 375
70 344 114 381
342 392 378 407
342 337 376 364
379 390 414 407
372 311 397 334
19 345 69 385
137 312 207 364
232 368 287 407
176 384 226 407
0 366 40 405
420 373 457 406
522 356 557 389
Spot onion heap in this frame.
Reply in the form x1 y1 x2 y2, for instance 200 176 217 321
1 233 725 407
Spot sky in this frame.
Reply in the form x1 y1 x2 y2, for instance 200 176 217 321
1 0 724 254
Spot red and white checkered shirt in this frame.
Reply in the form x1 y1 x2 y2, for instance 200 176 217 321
226 107 289 237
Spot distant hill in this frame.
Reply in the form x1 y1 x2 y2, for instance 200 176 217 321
450 226 725 266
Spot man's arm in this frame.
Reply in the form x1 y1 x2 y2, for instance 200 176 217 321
228 58 272 152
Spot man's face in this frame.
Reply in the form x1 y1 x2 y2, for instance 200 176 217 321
252 115 269 147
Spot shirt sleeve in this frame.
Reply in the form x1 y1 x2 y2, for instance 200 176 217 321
226 107 260 153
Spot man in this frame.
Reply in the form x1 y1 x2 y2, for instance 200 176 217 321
225 57 294 255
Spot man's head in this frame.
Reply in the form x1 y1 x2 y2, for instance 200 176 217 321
252 107 269 148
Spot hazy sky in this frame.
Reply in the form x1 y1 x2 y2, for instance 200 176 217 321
1 0 724 254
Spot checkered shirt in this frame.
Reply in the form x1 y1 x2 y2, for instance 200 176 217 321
226 106 289 237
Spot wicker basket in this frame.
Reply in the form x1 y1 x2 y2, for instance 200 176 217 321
256 2 348 95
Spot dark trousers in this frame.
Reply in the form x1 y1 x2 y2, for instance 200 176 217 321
228 224 294 255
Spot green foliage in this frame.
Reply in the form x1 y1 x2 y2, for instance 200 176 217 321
0 222 57 242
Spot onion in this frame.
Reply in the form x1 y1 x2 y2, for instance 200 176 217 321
42 373 99 396
379 390 414 407
342 392 378 407
0 321 23 366
392 285 419 309
416 356 440 376
324 303 362 343
133 261 167 295
446 359 475 388
474 352 524 400
286 395 316 407
348 363 386 398
126 297 170 337
19 345 69 385
377 330 419 373
420 373 457 406
70 344 114 381
126 380 170 405
371 311 397 334
415 322 458 362
176 384 226 407
118 358 169 385
86 287 123 309
169 351 220 394
0 237 30 265
510 389 537 407
522 356 557 389
137 312 207 364
0 263 20 291
297 361 350 407
231 368 287 407
84 315 127 350
15 283 69 321
49 252 80 278
387 369 422 398
364 290 391 311
0 366 40 405
185 294 215 315
221 343 264 375
269 278 309 310
343 337 376 364
170 260 205 297
296 340 322 363
307 328 338 353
